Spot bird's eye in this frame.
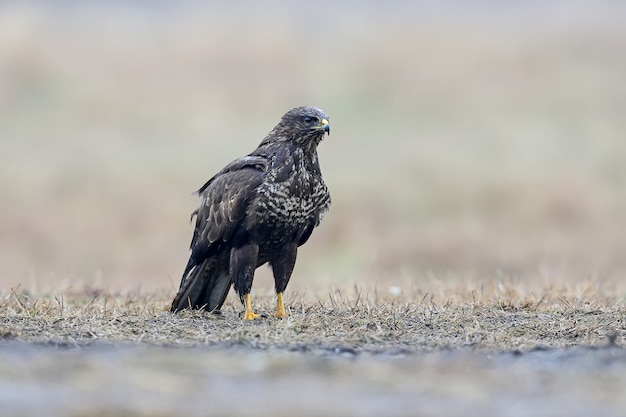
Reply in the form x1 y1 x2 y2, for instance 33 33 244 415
302 116 319 124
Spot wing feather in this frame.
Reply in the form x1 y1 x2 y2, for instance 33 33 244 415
190 156 267 252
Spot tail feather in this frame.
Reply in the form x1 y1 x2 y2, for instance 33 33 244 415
170 260 232 312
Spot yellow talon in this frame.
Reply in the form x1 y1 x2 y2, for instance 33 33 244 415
275 292 287 319
243 294 260 320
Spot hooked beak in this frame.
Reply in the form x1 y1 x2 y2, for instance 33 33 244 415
321 118 330 135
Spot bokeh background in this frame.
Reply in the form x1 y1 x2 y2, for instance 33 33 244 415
1 1 625 297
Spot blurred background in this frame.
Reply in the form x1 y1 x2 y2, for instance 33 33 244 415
1 1 625 296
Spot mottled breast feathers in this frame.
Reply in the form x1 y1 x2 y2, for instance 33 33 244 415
190 130 331 254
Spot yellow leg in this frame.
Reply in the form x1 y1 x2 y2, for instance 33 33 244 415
243 294 260 320
275 292 287 318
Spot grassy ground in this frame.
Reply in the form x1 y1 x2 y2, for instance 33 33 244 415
1 2 626 416
2 282 623 352
1 284 625 417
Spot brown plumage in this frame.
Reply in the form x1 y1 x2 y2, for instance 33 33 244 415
170 106 331 319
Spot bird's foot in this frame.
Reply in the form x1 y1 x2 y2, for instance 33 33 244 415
275 292 288 319
275 307 287 319
243 310 261 320
243 293 260 320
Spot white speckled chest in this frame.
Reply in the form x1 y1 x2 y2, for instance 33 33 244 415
256 180 330 226
253 151 330 234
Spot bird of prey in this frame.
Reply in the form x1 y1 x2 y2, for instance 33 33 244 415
170 106 331 320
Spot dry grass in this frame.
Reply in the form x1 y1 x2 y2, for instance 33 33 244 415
2 282 625 417
2 280 623 352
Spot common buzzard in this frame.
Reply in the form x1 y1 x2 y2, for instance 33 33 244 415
170 106 331 319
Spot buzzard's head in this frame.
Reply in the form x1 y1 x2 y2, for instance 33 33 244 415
265 106 330 147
